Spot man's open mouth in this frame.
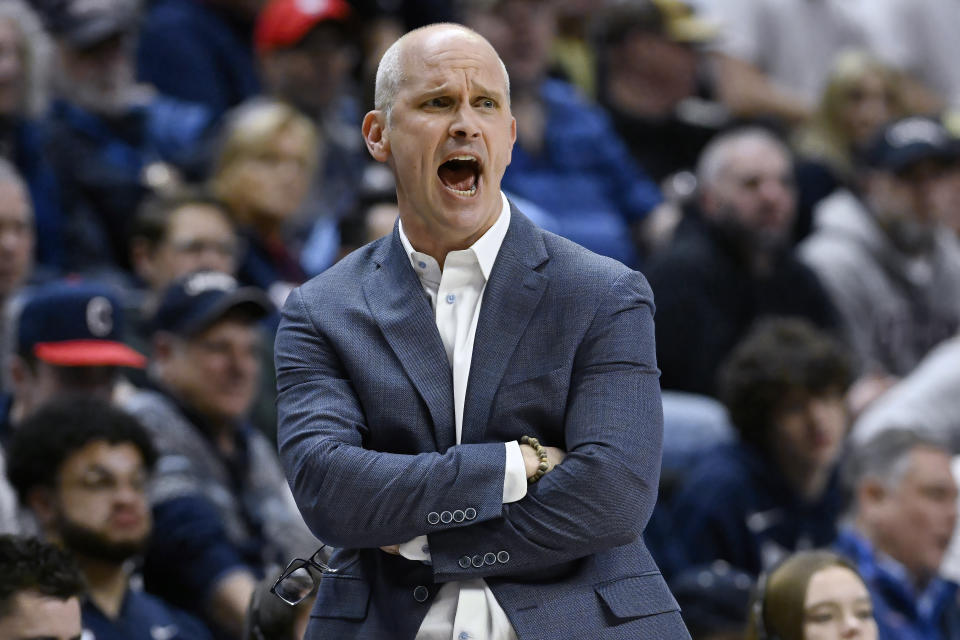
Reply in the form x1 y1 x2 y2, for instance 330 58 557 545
438 156 481 196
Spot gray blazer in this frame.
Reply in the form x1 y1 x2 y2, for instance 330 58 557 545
275 205 690 639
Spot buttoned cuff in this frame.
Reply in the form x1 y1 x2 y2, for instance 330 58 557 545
503 441 527 503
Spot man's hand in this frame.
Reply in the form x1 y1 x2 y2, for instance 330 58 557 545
520 444 566 479
380 544 401 555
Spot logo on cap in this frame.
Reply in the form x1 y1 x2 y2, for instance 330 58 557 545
86 296 113 337
887 117 948 149
183 272 238 297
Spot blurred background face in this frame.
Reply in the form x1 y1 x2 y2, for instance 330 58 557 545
0 178 33 299
837 70 897 147
261 24 355 116
863 160 952 254
615 31 697 109
770 389 847 478
159 319 261 422
0 17 25 116
48 441 151 563
55 33 135 114
468 0 555 93
0 593 82 640
703 139 797 252
867 447 958 584
803 566 877 640
146 204 238 293
219 125 314 230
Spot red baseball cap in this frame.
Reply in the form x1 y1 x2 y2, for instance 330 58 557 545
255 0 352 54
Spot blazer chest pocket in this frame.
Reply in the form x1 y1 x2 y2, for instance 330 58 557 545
310 574 371 620
595 573 680 621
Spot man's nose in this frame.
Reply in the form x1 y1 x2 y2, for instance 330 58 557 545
449 104 482 139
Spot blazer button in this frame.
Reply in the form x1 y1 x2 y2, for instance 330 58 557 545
453 509 465 522
413 586 429 603
471 555 484 568
427 512 440 525
483 552 497 566
440 511 453 524
497 550 510 564
459 556 472 569
464 508 477 520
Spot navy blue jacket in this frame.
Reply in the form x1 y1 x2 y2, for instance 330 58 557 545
670 442 843 577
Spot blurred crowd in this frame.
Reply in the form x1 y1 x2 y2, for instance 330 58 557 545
0 0 959 638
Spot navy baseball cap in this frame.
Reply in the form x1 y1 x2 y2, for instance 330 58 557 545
17 281 146 368
863 116 960 174
153 271 273 337
35 0 138 49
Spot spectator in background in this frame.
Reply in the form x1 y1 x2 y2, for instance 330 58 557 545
122 271 316 637
7 398 213 640
794 51 907 190
791 51 909 241
837 430 960 640
253 0 368 276
36 0 213 277
129 189 239 312
0 535 85 640
646 128 838 396
2 281 145 440
137 0 263 120
670 319 852 578
745 550 877 640
211 100 317 307
800 116 960 411
463 0 664 267
0 1 64 270
593 0 729 185
127 189 280 441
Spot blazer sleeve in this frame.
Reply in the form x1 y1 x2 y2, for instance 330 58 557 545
426 270 664 581
275 287 508 549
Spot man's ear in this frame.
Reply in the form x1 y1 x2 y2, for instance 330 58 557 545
858 477 888 512
362 110 390 163
26 486 57 531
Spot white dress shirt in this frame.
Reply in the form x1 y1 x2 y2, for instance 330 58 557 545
397 193 526 640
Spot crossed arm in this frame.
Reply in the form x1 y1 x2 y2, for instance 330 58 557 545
275 270 663 580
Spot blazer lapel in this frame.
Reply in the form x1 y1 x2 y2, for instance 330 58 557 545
462 207 549 444
362 230 456 451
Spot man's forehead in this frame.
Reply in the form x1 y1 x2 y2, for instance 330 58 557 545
402 29 503 85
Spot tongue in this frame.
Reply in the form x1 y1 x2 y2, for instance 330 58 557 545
438 162 477 191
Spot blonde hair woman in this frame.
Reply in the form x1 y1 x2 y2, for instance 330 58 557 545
211 99 318 302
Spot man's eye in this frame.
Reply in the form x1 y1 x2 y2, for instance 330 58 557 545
425 97 450 108
477 98 496 109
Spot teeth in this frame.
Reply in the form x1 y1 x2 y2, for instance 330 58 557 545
447 184 478 196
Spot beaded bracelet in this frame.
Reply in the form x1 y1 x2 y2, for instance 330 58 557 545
520 435 550 483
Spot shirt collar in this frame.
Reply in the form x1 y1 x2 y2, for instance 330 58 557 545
398 192 511 280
